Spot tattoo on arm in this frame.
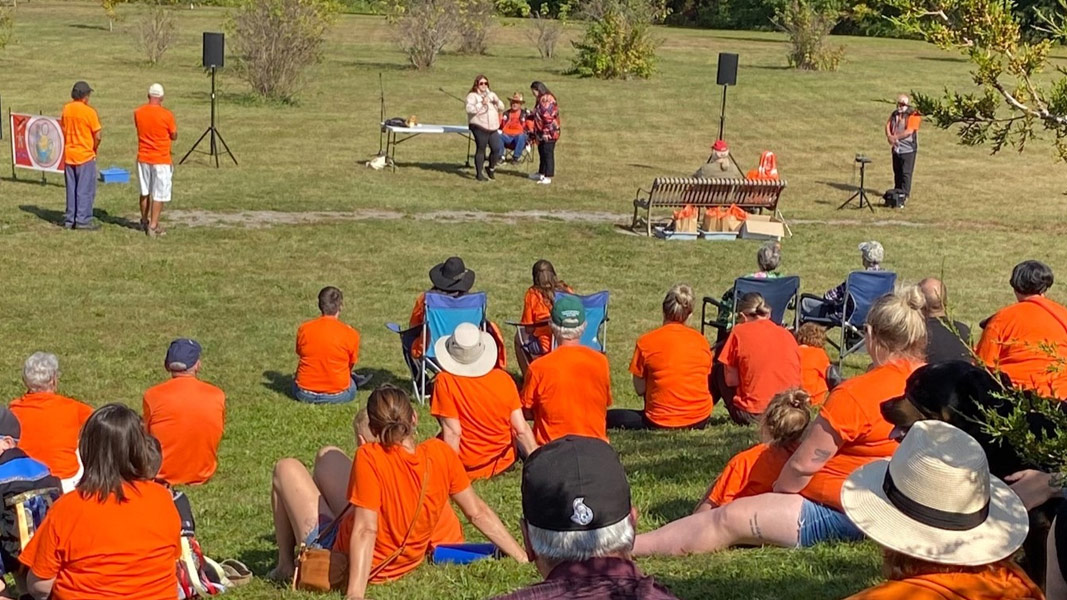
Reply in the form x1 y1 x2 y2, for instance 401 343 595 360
813 448 832 463
749 515 763 540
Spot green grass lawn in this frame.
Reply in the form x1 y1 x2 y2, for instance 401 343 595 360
0 3 1064 599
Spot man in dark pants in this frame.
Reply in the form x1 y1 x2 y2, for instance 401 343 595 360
60 81 102 231
885 93 921 205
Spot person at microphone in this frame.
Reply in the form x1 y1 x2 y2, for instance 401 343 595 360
465 74 505 182
885 94 921 205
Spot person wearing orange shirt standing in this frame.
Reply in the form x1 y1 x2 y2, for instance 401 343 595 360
515 259 573 375
976 260 1067 399
295 286 366 404
10 352 93 493
142 338 226 486
133 83 178 238
60 81 102 231
609 284 713 430
521 295 611 445
431 323 538 479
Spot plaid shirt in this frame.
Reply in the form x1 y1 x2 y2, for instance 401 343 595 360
490 557 680 600
825 264 883 305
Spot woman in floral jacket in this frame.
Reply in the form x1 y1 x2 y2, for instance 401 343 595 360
529 81 560 185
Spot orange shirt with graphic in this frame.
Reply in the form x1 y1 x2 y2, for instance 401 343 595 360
333 439 470 583
143 376 226 485
707 442 793 506
20 481 181 599
133 103 177 165
801 358 923 511
799 344 831 405
408 292 507 369
520 286 573 354
61 100 102 166
431 368 519 480
522 345 611 445
10 392 92 479
719 319 802 415
629 323 714 427
975 296 1067 399
845 562 1043 600
296 315 361 394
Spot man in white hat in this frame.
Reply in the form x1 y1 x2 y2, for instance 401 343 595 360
133 83 178 238
430 322 537 480
840 420 1039 599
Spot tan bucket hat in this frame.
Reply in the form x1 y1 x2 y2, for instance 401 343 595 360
434 322 497 378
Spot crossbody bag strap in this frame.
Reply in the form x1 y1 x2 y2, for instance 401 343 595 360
367 460 431 580
291 503 355 590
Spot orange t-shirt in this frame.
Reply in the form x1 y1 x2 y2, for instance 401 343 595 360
629 323 714 427
521 344 611 445
10 392 92 479
802 358 923 511
143 376 226 485
975 297 1067 399
133 103 177 165
334 439 470 583
799 344 831 405
520 286 573 354
61 100 102 166
707 442 793 506
431 369 519 480
295 315 361 394
20 481 181 599
844 562 1044 600
719 319 802 415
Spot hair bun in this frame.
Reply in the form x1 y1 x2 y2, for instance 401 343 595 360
900 284 926 312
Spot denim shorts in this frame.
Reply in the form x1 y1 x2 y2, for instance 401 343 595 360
293 378 357 405
305 516 340 549
797 499 863 547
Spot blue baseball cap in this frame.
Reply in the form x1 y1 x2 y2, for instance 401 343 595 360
165 339 201 371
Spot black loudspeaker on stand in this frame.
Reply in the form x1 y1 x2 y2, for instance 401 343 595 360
181 32 237 167
716 53 738 141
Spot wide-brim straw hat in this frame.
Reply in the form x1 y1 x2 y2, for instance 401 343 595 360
508 92 525 104
435 322 497 378
841 420 1028 566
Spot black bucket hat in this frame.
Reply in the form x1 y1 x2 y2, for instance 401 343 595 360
429 257 475 294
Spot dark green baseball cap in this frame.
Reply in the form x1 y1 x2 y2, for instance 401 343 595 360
551 295 585 327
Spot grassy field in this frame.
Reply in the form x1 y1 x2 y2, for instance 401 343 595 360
1 3 1066 599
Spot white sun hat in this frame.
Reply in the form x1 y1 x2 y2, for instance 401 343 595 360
841 420 1028 566
434 322 497 378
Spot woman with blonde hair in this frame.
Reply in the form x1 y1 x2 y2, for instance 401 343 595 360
465 74 505 181
634 286 928 555
718 292 802 425
608 283 713 430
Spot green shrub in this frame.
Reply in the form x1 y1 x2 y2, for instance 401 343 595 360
137 5 178 64
456 0 495 54
775 0 844 71
0 7 13 50
568 0 664 79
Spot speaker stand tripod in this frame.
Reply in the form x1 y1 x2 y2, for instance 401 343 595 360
180 67 237 168
839 159 873 212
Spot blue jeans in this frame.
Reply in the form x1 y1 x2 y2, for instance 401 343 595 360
64 159 97 227
797 499 863 547
293 377 357 405
500 132 527 160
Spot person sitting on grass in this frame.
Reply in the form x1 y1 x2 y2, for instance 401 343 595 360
270 406 464 585
795 322 832 405
143 338 226 486
490 436 681 600
841 420 1040 600
294 286 367 405
20 404 181 600
693 139 743 179
607 284 713 431
431 323 538 479
632 287 927 557
521 295 612 445
9 352 92 493
716 293 802 425
515 259 574 376
694 389 811 513
800 240 885 322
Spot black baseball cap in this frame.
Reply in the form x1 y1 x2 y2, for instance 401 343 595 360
0 407 21 440
521 435 631 532
72 81 93 99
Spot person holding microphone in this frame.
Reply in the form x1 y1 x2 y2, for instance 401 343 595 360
465 74 505 182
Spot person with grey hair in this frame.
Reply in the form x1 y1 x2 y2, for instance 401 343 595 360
885 93 922 204
753 241 782 277
10 352 92 492
800 241 885 322
521 296 612 445
490 436 680 600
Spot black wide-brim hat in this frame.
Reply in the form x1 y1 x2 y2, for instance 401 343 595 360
429 256 475 293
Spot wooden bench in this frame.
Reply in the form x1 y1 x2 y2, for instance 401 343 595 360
631 177 788 237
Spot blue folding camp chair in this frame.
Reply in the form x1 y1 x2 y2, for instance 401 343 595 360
509 291 610 362
799 270 897 363
701 275 801 337
386 292 488 403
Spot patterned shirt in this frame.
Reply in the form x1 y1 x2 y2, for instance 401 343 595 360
825 265 884 305
491 557 680 600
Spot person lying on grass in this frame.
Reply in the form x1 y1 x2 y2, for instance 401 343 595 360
270 385 526 596
693 389 811 514
633 288 927 556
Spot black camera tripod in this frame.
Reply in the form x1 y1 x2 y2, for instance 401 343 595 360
839 155 873 212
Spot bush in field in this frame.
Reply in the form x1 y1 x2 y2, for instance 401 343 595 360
568 0 665 79
387 0 461 69
102 0 125 32
0 7 14 50
456 0 495 54
525 3 570 59
137 5 178 64
774 0 844 70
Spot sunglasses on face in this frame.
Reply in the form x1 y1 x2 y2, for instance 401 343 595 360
478 81 488 86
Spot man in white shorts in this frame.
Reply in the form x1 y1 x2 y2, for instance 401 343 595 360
133 83 178 238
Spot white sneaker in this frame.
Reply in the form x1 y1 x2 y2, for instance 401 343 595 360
537 177 552 185
528 173 544 181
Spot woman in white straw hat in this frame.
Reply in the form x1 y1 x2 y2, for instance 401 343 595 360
430 323 538 480
841 419 1040 599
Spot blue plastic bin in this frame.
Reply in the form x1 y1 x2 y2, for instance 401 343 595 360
98 167 130 184
431 543 498 565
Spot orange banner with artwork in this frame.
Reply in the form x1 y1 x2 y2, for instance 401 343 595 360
10 113 65 174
